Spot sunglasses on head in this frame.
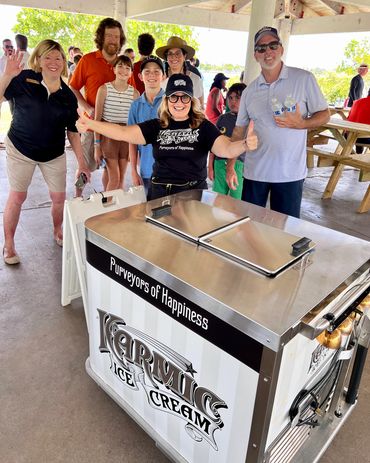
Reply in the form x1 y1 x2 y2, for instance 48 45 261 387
255 41 281 53
168 94 191 104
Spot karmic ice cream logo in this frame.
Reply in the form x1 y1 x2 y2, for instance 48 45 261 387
158 128 199 145
98 309 228 450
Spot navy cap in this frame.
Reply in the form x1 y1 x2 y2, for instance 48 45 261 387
214 72 229 82
254 26 281 46
165 74 193 98
140 55 164 73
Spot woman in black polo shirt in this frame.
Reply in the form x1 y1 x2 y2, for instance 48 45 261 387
76 74 257 200
0 40 90 265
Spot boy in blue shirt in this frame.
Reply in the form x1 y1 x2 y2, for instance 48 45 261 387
128 56 164 199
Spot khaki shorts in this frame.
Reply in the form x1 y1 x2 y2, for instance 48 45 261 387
5 136 67 192
81 130 97 171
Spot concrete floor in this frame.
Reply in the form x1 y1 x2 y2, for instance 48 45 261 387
0 146 369 463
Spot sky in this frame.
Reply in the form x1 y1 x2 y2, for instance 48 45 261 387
0 5 367 70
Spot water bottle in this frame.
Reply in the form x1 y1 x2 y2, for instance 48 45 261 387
271 97 285 116
284 95 296 113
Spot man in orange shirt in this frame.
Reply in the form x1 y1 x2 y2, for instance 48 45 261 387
70 17 128 174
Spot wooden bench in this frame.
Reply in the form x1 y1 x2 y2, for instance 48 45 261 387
341 153 370 182
323 153 370 213
306 146 350 168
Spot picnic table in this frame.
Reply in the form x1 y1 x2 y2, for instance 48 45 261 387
307 117 370 213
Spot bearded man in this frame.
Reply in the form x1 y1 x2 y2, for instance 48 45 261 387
70 18 128 173
227 26 330 218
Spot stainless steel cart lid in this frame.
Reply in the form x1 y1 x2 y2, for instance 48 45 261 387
85 190 370 350
146 199 315 276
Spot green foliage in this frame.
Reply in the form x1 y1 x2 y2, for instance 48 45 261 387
13 8 99 53
126 20 199 53
314 70 352 105
12 8 199 56
201 63 243 73
313 38 370 104
338 39 370 73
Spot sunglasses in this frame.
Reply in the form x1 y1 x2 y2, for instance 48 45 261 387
4 45 13 49
255 41 281 53
168 94 191 104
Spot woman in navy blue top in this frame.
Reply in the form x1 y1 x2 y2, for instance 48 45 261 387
1 40 90 265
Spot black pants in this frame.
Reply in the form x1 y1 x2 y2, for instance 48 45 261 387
355 137 370 154
150 178 207 200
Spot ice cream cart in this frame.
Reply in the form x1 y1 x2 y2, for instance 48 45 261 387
84 190 370 463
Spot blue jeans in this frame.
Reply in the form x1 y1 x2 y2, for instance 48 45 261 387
142 177 152 200
241 178 304 218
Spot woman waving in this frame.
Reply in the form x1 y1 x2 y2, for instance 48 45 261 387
1 40 90 264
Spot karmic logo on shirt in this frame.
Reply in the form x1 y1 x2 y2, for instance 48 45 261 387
158 128 199 145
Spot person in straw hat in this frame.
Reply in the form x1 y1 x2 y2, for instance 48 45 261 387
156 36 204 109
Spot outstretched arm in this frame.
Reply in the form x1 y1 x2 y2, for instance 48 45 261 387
211 120 257 158
76 109 146 145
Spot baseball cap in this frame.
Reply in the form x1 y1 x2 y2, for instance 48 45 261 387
140 55 164 73
254 26 281 46
214 72 229 82
165 74 193 98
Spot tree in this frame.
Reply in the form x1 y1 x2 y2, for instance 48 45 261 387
13 9 99 53
13 8 199 56
314 70 352 105
125 20 199 53
338 38 370 73
313 38 370 104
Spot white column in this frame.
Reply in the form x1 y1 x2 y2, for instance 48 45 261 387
278 18 292 62
114 0 127 30
244 0 278 84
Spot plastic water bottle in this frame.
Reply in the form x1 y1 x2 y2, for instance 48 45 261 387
271 97 285 116
284 95 296 113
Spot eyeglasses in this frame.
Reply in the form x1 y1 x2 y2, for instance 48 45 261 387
4 45 13 49
254 41 281 53
167 51 183 59
168 94 191 104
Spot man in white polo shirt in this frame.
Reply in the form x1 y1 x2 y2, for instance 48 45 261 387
227 26 330 218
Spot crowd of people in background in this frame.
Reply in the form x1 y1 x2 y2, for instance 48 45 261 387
0 17 369 265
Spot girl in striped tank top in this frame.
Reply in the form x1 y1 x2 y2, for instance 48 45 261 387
94 55 139 190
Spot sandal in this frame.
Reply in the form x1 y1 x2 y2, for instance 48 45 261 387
3 247 20 265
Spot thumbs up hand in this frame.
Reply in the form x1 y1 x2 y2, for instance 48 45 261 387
245 120 258 151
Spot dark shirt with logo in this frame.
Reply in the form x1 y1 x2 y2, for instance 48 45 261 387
4 69 78 162
214 112 245 163
138 118 220 182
